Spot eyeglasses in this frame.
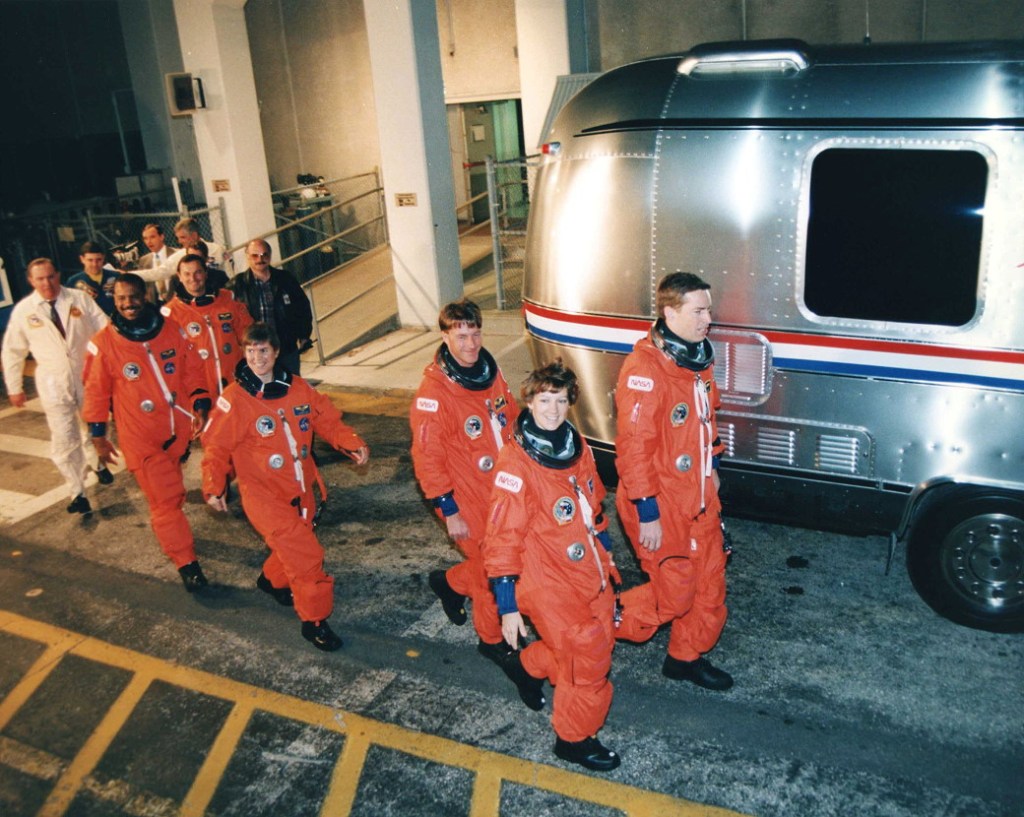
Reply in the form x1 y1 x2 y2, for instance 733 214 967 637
248 253 270 260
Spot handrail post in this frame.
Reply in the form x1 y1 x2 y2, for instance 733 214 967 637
485 155 505 310
305 281 326 367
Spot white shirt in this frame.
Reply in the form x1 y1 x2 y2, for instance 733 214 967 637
2 286 108 407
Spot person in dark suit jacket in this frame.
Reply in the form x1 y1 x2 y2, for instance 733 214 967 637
227 239 313 374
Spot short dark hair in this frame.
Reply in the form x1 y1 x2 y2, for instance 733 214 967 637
114 272 146 296
79 241 106 256
177 253 207 273
521 359 579 405
656 272 710 318
142 223 163 235
438 299 483 332
243 322 281 351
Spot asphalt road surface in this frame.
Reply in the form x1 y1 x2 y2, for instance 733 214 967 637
0 397 1021 817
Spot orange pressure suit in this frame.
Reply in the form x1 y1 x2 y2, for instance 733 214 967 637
161 290 252 396
83 311 209 567
411 345 518 644
482 413 617 743
614 327 728 661
201 366 367 623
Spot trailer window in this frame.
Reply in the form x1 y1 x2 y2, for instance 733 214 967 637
805 148 986 327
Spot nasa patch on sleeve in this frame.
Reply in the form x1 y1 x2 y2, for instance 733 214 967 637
416 397 439 413
216 395 232 413
494 471 523 493
87 341 98 355
627 374 654 392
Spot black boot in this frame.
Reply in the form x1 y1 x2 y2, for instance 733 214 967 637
302 619 343 652
477 640 546 711
554 735 621 772
662 655 733 690
178 561 209 593
256 572 294 606
66 494 92 517
95 466 114 485
428 569 467 625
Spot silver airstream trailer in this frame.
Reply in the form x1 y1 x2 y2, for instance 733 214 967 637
523 39 1024 632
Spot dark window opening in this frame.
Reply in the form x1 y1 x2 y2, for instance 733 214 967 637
804 148 987 327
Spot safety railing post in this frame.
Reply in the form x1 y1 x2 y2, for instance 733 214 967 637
485 155 505 310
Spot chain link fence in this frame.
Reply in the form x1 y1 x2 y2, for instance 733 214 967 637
0 200 227 277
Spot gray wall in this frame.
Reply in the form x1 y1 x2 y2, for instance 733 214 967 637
588 0 1024 70
245 0 380 192
245 0 1024 199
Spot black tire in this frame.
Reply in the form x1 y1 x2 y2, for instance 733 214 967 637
906 489 1024 633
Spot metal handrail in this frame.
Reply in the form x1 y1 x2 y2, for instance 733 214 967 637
279 213 386 269
225 183 383 258
270 171 379 199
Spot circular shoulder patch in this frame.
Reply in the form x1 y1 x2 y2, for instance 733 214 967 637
670 402 689 426
122 362 141 381
255 415 276 436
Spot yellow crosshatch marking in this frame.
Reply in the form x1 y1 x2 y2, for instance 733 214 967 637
0 611 748 817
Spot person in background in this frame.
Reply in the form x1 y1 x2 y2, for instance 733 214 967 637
201 322 369 651
82 273 212 592
227 239 312 375
161 253 252 397
2 258 112 516
171 217 227 273
137 223 173 301
482 361 621 772
613 272 733 691
410 300 524 681
66 241 119 316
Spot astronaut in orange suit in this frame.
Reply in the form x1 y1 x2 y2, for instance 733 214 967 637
82 273 211 591
614 272 733 691
410 300 519 666
201 322 369 652
160 254 252 397
482 361 621 773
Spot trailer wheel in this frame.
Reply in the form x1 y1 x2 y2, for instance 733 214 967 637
906 490 1024 633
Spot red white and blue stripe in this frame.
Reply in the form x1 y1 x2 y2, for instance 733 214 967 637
523 302 1024 391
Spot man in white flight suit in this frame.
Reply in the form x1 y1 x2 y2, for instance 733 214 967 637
2 258 112 515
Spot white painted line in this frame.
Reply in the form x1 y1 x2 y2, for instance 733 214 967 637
0 433 51 458
0 485 68 526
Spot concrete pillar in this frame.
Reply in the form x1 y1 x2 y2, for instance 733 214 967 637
364 0 462 329
171 0 277 268
117 0 203 199
515 0 572 152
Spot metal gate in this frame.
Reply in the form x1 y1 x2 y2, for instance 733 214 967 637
484 154 540 311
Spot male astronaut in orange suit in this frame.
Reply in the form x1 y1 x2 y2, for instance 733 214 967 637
160 253 252 397
410 299 520 667
614 272 733 691
82 273 211 591
201 322 369 651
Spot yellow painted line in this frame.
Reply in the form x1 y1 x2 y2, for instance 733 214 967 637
321 729 371 816
38 669 156 817
469 766 502 817
0 611 750 817
181 701 254 817
0 629 81 731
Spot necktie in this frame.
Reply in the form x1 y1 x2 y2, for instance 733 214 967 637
48 301 66 339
